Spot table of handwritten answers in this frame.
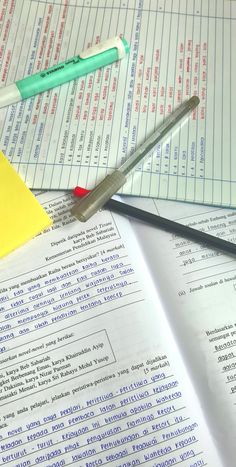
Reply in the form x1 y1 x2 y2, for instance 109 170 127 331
0 0 235 207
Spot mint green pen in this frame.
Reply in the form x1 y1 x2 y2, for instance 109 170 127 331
0 36 129 108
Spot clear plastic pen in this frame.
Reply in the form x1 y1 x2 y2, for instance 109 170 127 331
71 96 200 222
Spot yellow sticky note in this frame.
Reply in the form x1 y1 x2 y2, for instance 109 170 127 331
0 151 52 258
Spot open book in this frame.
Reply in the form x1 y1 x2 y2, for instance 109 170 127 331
0 190 233 467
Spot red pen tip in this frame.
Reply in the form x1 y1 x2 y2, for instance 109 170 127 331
73 186 90 197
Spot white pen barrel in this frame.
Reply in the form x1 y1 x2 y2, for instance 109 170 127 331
0 83 21 108
71 170 127 222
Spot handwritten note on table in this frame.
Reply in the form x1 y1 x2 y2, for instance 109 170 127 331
0 0 235 208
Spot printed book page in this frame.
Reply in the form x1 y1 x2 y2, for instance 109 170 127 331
128 195 236 467
0 0 236 208
0 191 223 466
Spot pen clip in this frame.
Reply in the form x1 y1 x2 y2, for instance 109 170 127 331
79 36 127 60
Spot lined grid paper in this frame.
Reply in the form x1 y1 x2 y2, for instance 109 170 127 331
0 0 235 208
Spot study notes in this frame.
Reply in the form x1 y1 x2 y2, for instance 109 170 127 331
129 195 236 467
0 0 236 208
0 191 223 466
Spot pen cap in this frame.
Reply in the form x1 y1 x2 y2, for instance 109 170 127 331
71 170 127 222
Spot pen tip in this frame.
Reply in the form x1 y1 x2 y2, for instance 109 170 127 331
71 204 87 222
190 95 200 108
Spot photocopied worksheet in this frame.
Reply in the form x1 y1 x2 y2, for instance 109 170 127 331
0 0 236 208
128 194 236 467
0 191 223 466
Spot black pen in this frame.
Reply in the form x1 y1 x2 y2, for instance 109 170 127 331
72 186 236 257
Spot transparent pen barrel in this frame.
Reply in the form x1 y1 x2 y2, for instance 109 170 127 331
120 95 199 176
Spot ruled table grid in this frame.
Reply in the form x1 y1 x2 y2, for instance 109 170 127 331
0 0 235 208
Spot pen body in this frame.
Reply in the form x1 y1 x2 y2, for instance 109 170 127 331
72 96 200 222
17 44 125 98
0 37 129 107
